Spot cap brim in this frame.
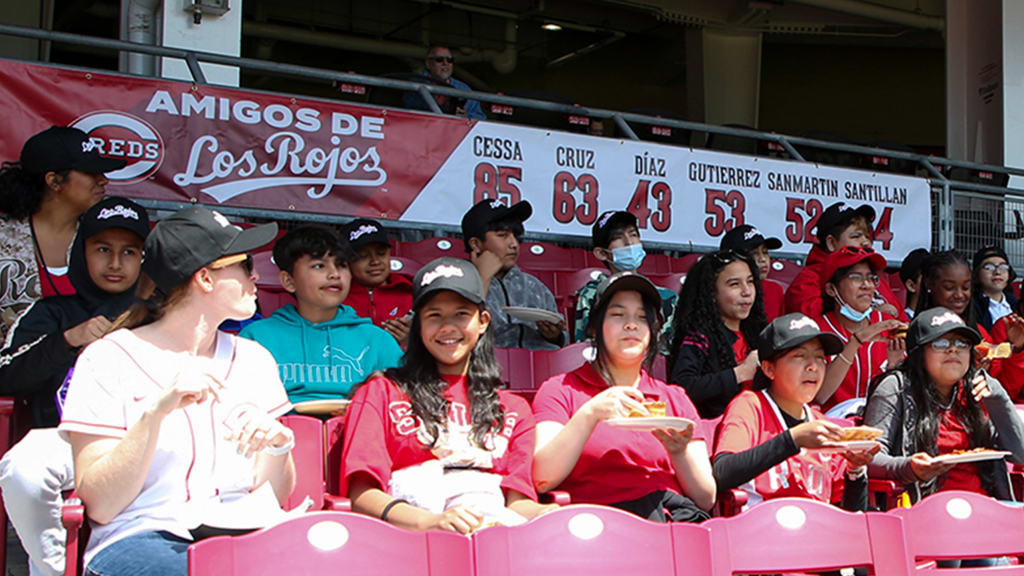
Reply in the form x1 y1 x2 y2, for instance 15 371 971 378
73 155 128 174
856 205 877 224
774 332 845 358
763 237 783 250
413 285 484 310
594 275 663 320
916 326 983 349
225 222 278 254
505 201 533 223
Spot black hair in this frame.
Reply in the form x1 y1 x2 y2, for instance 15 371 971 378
588 287 663 380
818 214 873 250
667 250 767 378
272 224 352 274
463 218 524 253
915 250 976 326
595 223 640 270
383 293 505 448
0 162 64 220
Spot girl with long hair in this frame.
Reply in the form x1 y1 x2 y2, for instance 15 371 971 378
342 257 552 534
864 307 1024 504
667 250 766 418
58 207 295 576
532 272 716 522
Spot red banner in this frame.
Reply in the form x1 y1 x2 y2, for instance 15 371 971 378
0 59 472 219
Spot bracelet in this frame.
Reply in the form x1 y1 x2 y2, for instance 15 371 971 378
836 352 854 365
263 429 295 456
845 465 867 480
381 498 409 521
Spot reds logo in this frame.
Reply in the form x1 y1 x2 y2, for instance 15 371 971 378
931 311 963 327
70 110 165 184
421 264 463 286
788 316 819 331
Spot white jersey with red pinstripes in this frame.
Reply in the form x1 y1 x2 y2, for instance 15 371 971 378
58 328 291 568
817 309 893 410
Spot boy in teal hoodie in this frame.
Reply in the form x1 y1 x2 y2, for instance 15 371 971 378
240 225 403 402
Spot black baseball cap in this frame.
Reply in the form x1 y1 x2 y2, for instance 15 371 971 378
142 207 277 293
972 245 1015 280
815 202 876 245
899 248 930 283
757 313 844 361
412 257 485 309
592 211 638 248
720 224 782 253
460 199 532 250
20 126 126 175
79 196 150 242
589 271 664 327
907 307 982 351
340 218 390 251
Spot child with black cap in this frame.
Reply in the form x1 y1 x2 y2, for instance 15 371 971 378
0 196 148 576
899 247 929 319
971 245 1018 333
573 210 677 344
865 307 1024 506
713 313 877 511
784 201 906 321
719 224 784 320
339 218 413 345
342 257 553 533
461 199 565 350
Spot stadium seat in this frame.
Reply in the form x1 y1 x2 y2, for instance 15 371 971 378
279 415 326 511
704 497 913 575
187 511 473 575
518 242 586 271
671 253 702 274
252 251 295 317
389 256 422 276
532 343 593 388
888 271 907 308
393 237 461 263
767 258 802 289
637 252 672 276
650 273 687 294
473 505 710 576
323 415 346 502
892 491 1024 571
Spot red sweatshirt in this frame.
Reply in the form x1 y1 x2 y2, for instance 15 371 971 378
345 272 413 329
987 318 1024 401
784 246 907 322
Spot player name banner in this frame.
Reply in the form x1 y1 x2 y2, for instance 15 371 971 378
0 59 931 259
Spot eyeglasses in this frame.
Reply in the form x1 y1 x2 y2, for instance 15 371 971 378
430 56 455 64
928 338 972 352
981 263 1011 272
844 272 880 286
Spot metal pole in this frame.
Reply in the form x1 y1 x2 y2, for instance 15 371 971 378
612 114 638 140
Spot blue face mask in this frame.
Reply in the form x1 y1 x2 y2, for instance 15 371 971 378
609 244 646 271
836 293 871 322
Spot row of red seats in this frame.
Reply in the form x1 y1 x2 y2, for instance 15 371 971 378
183 492 1024 574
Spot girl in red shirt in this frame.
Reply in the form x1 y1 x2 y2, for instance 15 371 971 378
667 250 767 418
342 257 552 534
533 272 716 522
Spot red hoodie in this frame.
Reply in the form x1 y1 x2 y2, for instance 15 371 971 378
345 272 413 328
987 318 1024 401
784 246 908 322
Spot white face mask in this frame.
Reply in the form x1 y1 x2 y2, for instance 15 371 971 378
835 292 870 322
608 244 646 271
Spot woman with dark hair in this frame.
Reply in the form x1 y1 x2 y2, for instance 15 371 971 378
343 257 552 534
58 207 294 576
917 250 1024 401
0 126 125 339
815 246 906 411
864 307 1024 505
667 250 766 418
714 313 876 511
532 272 715 522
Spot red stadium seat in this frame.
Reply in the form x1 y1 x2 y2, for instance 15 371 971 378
767 258 802 289
705 498 912 575
324 415 346 500
187 511 473 575
888 271 907 309
252 251 295 316
532 343 593 388
892 491 1024 570
279 415 326 511
518 242 586 271
394 237 461 263
474 505 710 576
388 256 422 277
637 252 672 276
671 253 702 274
650 273 687 294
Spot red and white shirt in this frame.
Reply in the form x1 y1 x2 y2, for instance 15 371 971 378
341 374 537 502
817 309 895 410
58 329 291 567
532 362 706 505
715 390 847 507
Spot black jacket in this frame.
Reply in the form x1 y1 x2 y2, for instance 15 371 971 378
669 326 742 419
0 230 135 427
973 290 1019 333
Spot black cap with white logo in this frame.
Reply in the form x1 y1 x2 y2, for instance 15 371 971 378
460 199 532 247
20 126 127 175
592 211 638 248
142 207 277 293
757 313 844 360
340 218 390 251
815 202 876 245
412 257 485 309
78 196 150 242
906 307 981 351
720 224 783 253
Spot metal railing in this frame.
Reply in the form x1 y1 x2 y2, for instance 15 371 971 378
2 22 1024 264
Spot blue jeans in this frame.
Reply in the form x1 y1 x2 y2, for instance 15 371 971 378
85 531 189 576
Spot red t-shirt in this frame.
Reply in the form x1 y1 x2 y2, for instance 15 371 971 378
715 390 847 505
936 397 985 495
37 262 74 298
341 374 537 501
531 362 706 505
987 318 1024 401
731 330 753 390
817 309 895 410
344 273 413 329
762 278 785 322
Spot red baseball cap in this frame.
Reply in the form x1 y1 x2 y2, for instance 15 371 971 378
820 246 887 289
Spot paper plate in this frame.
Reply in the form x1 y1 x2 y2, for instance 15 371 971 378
806 440 879 454
291 399 351 416
605 417 695 432
503 306 563 324
933 450 1012 464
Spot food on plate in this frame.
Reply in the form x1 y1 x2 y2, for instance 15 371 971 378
890 325 908 339
975 341 1012 360
628 400 667 418
837 426 883 442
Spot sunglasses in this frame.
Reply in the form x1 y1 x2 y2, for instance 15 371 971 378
710 249 744 265
430 56 455 64
928 338 971 352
